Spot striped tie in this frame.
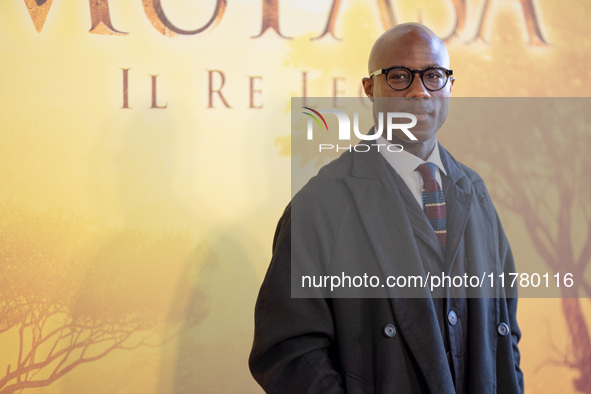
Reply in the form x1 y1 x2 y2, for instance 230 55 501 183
416 162 446 248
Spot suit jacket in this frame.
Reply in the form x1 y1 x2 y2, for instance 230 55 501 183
249 144 524 393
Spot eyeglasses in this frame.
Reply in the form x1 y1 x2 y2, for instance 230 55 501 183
369 66 453 92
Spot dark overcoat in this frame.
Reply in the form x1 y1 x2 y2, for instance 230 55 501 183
250 144 524 394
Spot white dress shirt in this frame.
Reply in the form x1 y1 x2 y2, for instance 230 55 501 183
376 136 447 208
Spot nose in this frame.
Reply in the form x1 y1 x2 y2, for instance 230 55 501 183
405 73 430 98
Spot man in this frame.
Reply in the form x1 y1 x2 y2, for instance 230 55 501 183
250 23 523 393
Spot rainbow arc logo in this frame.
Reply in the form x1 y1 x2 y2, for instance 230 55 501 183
302 107 328 131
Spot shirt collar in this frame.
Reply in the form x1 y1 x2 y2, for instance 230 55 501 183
376 136 448 177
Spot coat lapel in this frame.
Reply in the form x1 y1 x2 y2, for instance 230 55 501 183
438 145 473 268
387 165 446 266
343 148 456 394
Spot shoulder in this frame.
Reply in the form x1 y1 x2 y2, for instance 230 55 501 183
292 151 355 208
457 161 487 190
440 144 490 196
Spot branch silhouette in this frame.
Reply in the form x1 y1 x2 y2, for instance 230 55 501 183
0 205 208 394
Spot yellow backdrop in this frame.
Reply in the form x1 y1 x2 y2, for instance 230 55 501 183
0 1 590 393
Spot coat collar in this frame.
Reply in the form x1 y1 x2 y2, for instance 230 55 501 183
350 138 466 186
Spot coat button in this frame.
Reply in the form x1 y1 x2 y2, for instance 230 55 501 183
447 310 458 326
497 322 510 336
383 324 397 338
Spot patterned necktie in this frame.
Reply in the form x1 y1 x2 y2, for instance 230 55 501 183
416 162 447 248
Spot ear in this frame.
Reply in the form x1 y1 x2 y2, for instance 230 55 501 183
448 76 455 95
362 77 374 102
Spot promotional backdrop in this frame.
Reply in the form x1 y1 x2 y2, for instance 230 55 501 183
1 1 590 393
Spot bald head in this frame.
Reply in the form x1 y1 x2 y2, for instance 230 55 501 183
361 23 454 160
368 23 450 75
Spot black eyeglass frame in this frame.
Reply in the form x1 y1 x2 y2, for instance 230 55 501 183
368 66 453 92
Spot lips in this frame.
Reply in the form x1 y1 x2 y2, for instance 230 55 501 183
399 105 433 117
403 100 435 115
413 113 432 123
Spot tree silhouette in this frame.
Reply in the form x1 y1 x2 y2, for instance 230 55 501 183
440 98 591 393
0 204 208 394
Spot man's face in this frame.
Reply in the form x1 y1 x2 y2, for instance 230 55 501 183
362 33 454 145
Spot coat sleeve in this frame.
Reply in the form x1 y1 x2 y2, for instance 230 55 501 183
249 204 346 394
